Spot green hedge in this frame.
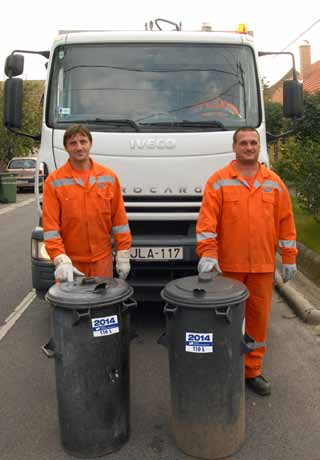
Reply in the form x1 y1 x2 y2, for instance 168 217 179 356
291 196 320 255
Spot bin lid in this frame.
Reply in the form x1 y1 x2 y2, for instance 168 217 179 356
46 276 133 309
161 272 249 308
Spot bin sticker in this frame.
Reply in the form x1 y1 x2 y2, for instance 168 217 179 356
185 332 214 353
91 315 119 337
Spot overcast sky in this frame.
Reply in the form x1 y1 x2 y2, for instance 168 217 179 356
1 0 319 85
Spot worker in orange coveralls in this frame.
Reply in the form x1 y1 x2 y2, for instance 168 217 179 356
187 98 240 118
42 124 131 282
196 127 297 396
184 80 241 119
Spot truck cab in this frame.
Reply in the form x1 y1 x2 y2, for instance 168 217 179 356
3 23 303 300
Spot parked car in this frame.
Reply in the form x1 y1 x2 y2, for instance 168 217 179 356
6 157 46 192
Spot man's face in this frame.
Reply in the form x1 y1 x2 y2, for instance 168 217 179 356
65 133 92 163
232 130 260 165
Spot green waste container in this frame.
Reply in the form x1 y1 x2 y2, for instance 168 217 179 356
0 173 17 203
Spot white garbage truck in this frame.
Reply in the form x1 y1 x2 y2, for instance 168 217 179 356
3 20 303 299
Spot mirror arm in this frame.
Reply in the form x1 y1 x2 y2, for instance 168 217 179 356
267 118 299 142
258 51 298 80
7 126 41 141
11 49 50 59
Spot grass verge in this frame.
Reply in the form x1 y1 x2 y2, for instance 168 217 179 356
291 196 320 255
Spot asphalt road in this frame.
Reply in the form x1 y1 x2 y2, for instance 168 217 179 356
1 193 320 460
0 192 37 324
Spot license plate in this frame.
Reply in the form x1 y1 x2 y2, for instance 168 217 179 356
130 247 183 260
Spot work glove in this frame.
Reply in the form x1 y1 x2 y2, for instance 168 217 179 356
281 263 297 283
198 257 222 274
53 254 84 282
115 249 131 280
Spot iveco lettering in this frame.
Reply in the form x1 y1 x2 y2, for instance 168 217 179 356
130 139 176 149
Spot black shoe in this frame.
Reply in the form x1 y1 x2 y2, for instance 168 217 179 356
246 375 271 396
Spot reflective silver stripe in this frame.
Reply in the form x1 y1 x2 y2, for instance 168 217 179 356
75 178 84 186
89 175 115 185
112 224 130 234
253 180 261 188
279 240 296 248
212 179 242 190
197 232 217 241
51 178 77 188
97 175 115 184
262 180 282 192
44 230 61 240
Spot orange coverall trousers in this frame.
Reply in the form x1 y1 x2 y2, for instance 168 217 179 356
223 271 274 378
74 254 113 278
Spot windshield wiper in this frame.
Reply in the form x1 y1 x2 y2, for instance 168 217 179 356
139 120 226 130
94 118 141 131
58 118 141 132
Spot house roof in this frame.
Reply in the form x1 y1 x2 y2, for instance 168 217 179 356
303 61 320 93
267 60 320 104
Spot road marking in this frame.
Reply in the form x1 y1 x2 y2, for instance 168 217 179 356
0 198 35 216
0 290 37 341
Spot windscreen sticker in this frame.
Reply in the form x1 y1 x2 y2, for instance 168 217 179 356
58 107 71 115
91 315 119 337
185 332 214 353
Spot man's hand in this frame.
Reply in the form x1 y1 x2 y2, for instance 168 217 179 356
281 263 297 283
53 254 84 282
116 249 131 280
198 257 222 274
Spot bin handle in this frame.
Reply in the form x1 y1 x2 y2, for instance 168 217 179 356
72 308 91 326
41 338 56 358
193 288 206 296
241 333 266 354
94 282 107 291
122 297 137 312
215 305 232 323
157 331 168 347
81 277 97 285
163 303 178 316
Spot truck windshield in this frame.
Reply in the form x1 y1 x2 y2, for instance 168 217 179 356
48 43 260 132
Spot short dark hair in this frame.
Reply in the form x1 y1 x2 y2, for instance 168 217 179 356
63 124 92 147
233 127 260 144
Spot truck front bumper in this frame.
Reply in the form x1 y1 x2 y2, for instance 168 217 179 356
31 230 198 300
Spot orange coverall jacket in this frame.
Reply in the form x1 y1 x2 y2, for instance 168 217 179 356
188 98 240 117
196 161 297 272
43 159 131 263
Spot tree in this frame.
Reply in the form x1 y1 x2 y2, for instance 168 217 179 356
0 80 43 169
294 90 320 143
264 100 284 135
271 91 320 220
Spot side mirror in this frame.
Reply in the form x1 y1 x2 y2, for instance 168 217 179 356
4 78 23 128
283 79 304 118
5 54 24 77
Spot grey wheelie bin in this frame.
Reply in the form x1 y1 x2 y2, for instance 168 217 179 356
44 276 137 458
159 272 264 460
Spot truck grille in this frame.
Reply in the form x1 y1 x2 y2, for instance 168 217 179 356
130 220 195 236
124 195 202 214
